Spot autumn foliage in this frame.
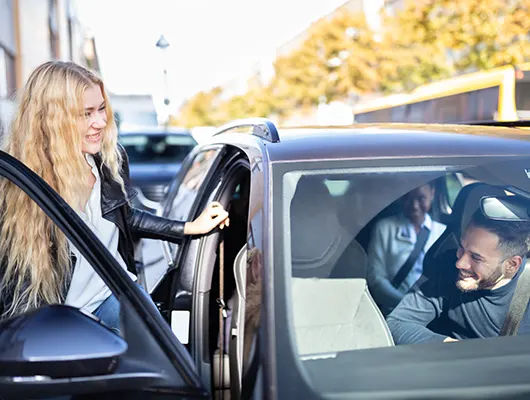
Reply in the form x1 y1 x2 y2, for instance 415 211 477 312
174 0 530 127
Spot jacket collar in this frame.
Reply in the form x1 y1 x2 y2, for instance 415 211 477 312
93 153 137 215
396 213 433 244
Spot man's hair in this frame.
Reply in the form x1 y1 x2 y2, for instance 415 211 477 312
469 210 530 258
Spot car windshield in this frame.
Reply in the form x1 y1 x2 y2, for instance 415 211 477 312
119 133 197 164
275 154 530 395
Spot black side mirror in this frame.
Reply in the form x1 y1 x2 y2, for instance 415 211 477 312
481 195 530 222
0 305 127 379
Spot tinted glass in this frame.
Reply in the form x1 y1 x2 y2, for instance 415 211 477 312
166 148 222 256
119 133 197 164
516 81 530 118
356 87 500 124
276 155 530 395
0 177 130 334
354 108 392 123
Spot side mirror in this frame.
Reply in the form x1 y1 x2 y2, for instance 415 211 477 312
0 305 127 379
481 195 530 222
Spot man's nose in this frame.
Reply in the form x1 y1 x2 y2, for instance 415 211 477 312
455 254 470 270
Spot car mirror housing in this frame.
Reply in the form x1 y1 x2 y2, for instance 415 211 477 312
0 305 127 379
481 195 530 222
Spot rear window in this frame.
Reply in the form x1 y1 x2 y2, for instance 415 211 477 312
119 133 197 164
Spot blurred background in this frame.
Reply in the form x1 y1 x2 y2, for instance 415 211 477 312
4 0 530 270
2 0 530 133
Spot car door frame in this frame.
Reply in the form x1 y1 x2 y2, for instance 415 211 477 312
188 149 252 387
150 144 227 327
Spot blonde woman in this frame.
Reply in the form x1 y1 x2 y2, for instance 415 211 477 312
0 61 229 332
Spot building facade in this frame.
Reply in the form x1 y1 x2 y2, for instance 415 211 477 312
0 0 98 135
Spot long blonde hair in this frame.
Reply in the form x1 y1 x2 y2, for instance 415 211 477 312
0 61 124 318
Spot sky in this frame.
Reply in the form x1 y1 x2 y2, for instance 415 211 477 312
77 0 349 110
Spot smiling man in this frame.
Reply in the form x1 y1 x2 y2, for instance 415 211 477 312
386 210 530 344
367 184 446 316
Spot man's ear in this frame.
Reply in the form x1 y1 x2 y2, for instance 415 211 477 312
505 255 523 274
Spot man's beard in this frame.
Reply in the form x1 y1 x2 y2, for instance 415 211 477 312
456 266 504 292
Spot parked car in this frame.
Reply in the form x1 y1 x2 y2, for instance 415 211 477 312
118 127 197 212
3 119 530 399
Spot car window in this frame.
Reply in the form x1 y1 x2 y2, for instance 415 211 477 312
0 177 132 332
0 167 203 398
445 172 481 208
119 133 197 164
276 155 530 396
166 148 223 257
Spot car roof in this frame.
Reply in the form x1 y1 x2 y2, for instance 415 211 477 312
118 126 191 136
214 123 530 163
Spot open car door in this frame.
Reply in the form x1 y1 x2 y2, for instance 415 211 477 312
0 150 209 399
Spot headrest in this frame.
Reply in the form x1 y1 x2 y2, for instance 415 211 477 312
290 176 353 277
449 182 506 236
423 182 506 272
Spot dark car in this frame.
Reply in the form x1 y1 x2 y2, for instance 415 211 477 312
4 119 530 399
118 127 197 212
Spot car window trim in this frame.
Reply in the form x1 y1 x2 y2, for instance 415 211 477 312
168 145 229 271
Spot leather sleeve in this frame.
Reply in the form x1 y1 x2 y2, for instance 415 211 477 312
118 143 186 243
127 207 186 243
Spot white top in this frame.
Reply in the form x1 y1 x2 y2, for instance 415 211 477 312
64 155 136 313
367 213 446 303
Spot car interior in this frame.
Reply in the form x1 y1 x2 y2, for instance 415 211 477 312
128 156 530 398
154 167 509 397
282 170 503 359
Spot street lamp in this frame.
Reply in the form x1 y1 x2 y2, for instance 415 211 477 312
156 34 170 126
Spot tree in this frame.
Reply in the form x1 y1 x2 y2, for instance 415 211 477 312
442 0 530 70
385 0 530 81
272 10 380 109
173 0 530 126
172 86 223 128
377 1 454 93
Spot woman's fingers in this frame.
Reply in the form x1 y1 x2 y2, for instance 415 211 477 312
209 201 223 209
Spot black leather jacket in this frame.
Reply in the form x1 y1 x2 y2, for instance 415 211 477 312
95 146 185 275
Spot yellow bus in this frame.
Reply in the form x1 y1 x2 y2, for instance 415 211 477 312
352 64 530 123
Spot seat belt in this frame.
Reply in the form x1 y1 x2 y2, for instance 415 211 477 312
392 225 430 288
501 261 530 336
216 236 227 399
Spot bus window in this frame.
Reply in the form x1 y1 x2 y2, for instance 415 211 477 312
391 105 407 122
407 101 430 122
473 86 499 121
355 109 392 123
515 82 530 118
432 93 466 123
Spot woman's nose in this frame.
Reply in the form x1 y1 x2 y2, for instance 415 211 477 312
92 112 107 129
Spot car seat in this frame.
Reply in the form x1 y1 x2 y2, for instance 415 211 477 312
288 176 394 355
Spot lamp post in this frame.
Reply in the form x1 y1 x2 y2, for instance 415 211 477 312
156 34 170 127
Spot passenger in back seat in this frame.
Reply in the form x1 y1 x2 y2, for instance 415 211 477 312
367 183 446 316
